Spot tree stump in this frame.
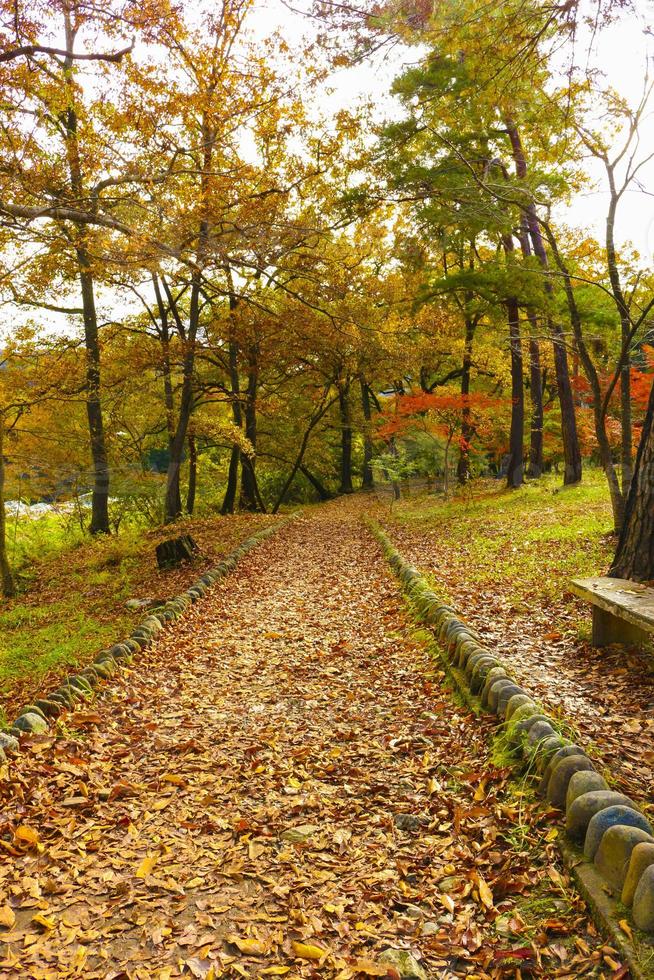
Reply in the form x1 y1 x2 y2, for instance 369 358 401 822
156 534 199 570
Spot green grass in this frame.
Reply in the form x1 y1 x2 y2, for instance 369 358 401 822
384 468 615 614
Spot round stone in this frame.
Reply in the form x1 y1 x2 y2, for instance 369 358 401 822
534 735 567 770
480 668 510 705
540 745 586 794
510 703 541 726
505 694 536 721
13 712 48 734
584 805 653 860
566 770 609 810
487 678 518 713
0 732 20 753
633 864 654 931
595 825 653 893
565 784 636 842
495 685 526 716
547 755 596 809
622 841 654 907
527 720 558 746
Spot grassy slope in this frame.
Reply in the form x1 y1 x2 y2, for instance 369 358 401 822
0 512 275 723
376 469 615 635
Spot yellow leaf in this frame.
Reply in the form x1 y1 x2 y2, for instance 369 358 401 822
292 942 325 961
227 935 267 956
0 905 15 929
619 918 633 940
439 894 455 914
287 777 302 789
473 779 487 802
260 968 291 976
152 798 173 811
546 827 558 841
31 913 55 931
161 773 186 787
14 826 39 849
477 877 494 910
135 854 158 879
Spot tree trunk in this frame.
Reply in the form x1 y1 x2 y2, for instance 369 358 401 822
527 336 544 477
0 425 16 597
610 378 654 580
543 222 625 531
551 322 582 484
186 430 197 515
506 121 582 485
338 379 353 494
239 343 262 511
62 16 110 534
457 316 475 484
163 266 203 523
221 445 240 515
300 465 333 501
360 376 374 489
153 274 180 516
164 107 213 523
77 249 111 533
506 296 524 489
515 221 543 478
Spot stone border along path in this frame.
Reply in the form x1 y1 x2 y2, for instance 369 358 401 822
367 519 654 977
0 513 297 763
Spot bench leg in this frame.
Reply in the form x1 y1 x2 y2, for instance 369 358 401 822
592 606 650 647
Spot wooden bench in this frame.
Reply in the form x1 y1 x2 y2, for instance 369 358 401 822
570 576 654 648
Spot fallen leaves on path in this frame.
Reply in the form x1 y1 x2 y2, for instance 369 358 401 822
0 505 617 977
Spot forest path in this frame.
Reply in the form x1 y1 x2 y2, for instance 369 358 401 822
0 507 608 978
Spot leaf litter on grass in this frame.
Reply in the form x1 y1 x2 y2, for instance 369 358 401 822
0 503 622 977
375 485 654 808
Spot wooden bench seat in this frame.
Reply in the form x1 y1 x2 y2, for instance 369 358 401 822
570 576 654 648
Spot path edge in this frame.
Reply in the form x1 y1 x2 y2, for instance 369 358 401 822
1 512 300 758
364 516 654 979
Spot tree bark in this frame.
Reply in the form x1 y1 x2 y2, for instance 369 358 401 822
239 342 262 511
610 378 654 580
272 389 338 513
186 430 197 515
338 378 353 494
543 224 625 531
221 445 240 515
527 336 544 477
300 465 333 501
62 16 110 534
77 249 110 533
506 296 524 489
0 424 16 597
457 316 475 484
360 375 374 489
506 121 582 485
